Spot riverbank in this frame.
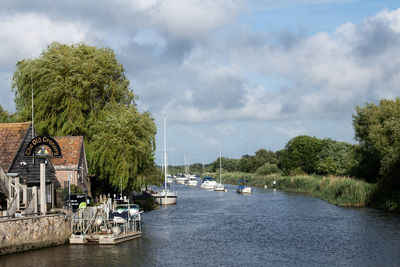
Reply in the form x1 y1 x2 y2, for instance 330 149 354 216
207 172 375 207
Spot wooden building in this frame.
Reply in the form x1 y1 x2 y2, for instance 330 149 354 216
0 122 90 215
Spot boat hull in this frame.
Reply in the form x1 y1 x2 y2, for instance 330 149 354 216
152 190 178 205
237 187 252 194
214 183 226 191
200 180 217 189
186 180 198 186
153 195 177 205
175 178 187 184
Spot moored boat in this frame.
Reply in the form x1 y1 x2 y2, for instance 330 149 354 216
152 112 177 205
175 174 187 184
152 190 178 205
214 150 226 192
186 177 198 186
201 177 217 189
236 180 252 194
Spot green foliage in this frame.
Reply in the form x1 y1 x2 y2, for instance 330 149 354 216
87 104 157 192
0 105 11 123
280 135 324 174
63 184 84 197
210 157 241 172
255 163 280 175
316 139 358 176
353 98 400 179
238 154 254 173
235 149 278 173
352 98 400 211
12 42 134 138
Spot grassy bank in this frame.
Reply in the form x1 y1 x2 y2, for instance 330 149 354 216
206 172 375 207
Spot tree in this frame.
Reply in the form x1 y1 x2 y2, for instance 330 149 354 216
0 105 11 123
12 42 134 138
256 163 280 175
353 98 400 211
353 98 400 179
239 154 255 173
211 157 240 172
254 149 278 169
316 139 358 176
280 135 323 174
87 104 157 192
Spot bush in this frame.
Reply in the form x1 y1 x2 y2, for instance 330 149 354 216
256 163 280 175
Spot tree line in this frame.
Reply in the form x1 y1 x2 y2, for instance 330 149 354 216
196 98 399 211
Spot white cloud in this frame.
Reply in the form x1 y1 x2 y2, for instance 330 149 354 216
0 13 91 66
273 123 308 138
370 8 400 33
155 0 240 40
0 12 94 111
228 7 400 121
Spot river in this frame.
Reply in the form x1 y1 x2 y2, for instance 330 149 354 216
1 184 400 266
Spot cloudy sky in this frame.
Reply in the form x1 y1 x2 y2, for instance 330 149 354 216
1 0 400 165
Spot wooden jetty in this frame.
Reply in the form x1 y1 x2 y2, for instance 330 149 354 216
69 200 142 245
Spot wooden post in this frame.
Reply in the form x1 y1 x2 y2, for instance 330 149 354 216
51 182 55 209
33 186 38 214
16 177 20 211
22 184 27 206
40 161 46 214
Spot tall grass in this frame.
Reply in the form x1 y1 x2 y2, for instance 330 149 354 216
206 172 375 207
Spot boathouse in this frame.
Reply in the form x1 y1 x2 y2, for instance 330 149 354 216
0 122 90 215
0 122 57 215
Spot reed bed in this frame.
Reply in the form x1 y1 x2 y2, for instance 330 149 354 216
206 172 375 207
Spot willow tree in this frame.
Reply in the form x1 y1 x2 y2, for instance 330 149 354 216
12 42 134 138
88 104 157 192
12 42 157 192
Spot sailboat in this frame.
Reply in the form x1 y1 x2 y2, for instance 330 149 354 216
214 150 226 192
152 112 177 205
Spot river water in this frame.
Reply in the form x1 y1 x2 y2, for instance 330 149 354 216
1 184 400 266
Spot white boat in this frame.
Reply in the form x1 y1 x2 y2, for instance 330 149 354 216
201 177 217 189
152 112 177 205
175 175 187 184
153 189 178 205
214 150 226 192
236 180 252 194
186 177 198 187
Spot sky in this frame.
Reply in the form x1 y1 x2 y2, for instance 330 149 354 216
1 0 400 165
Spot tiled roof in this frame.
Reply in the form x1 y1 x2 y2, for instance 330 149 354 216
0 122 31 172
50 136 83 167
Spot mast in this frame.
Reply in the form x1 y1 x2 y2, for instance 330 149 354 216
202 157 205 177
163 112 167 192
219 149 222 184
31 66 34 139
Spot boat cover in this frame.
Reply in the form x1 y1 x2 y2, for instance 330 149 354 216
109 211 129 220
